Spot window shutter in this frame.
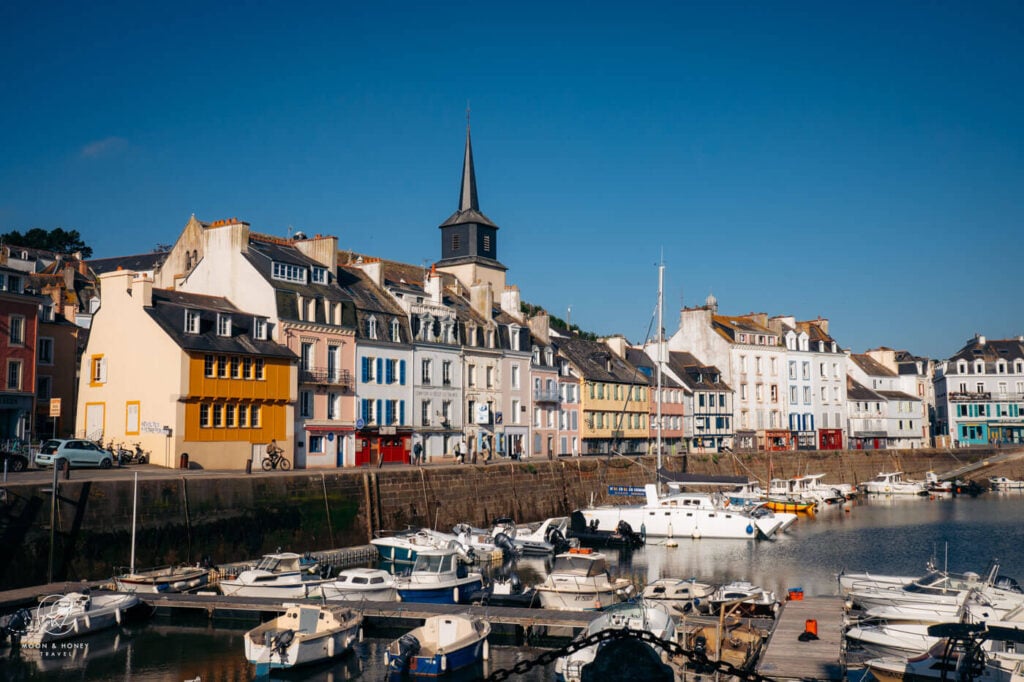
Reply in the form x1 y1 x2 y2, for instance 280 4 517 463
361 357 369 383
99 358 108 383
376 399 382 424
399 400 405 425
400 360 406 385
385 400 393 424
386 360 394 385
376 358 383 384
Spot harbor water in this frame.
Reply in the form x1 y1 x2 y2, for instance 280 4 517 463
3 491 1024 680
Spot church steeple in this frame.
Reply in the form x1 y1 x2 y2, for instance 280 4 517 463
436 117 507 296
459 122 479 213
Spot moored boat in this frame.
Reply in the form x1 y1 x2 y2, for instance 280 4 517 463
555 600 677 682
706 581 779 617
384 614 491 677
642 578 717 616
762 497 817 515
20 591 149 647
114 564 210 594
535 548 632 611
860 471 928 496
245 603 362 673
219 552 327 598
320 567 398 602
394 547 484 604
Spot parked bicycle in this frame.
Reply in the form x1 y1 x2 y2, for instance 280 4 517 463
263 446 291 471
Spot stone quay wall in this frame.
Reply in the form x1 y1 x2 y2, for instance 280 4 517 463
0 448 1004 590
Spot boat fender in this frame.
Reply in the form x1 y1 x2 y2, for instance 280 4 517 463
483 639 489 660
746 524 754 535
454 587 460 603
327 636 334 658
359 627 364 642
441 654 447 672
115 608 121 625
74 618 80 634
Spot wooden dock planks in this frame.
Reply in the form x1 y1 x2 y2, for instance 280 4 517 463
755 596 845 681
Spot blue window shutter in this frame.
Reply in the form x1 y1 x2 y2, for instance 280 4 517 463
400 360 406 385
361 357 369 383
376 358 383 384
376 399 382 424
399 400 405 425
385 401 393 424
386 360 394 384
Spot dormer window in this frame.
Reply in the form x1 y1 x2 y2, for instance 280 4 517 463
253 317 268 340
216 313 232 337
185 309 200 334
545 348 554 365
510 325 520 351
487 330 495 348
311 267 327 284
272 262 307 283
390 319 401 343
831 342 837 353
1015 360 1024 374
6 275 21 294
367 316 378 340
957 361 968 374
974 360 985 374
738 334 747 343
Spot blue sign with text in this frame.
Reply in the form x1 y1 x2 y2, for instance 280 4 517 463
607 485 647 497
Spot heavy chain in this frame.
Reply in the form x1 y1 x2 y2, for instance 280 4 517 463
484 627 775 681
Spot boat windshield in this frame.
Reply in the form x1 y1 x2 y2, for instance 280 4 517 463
552 555 607 576
413 553 455 573
255 557 284 572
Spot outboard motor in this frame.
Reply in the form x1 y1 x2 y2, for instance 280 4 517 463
268 629 295 663
388 633 421 673
617 520 643 548
493 532 519 558
1 608 30 647
546 527 568 553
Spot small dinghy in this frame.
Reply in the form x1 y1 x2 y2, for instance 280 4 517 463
245 603 362 673
20 590 149 647
384 614 490 677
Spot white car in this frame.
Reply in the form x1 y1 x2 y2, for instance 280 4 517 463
35 439 115 469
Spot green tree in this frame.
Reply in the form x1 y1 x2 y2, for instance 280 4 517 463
0 227 93 258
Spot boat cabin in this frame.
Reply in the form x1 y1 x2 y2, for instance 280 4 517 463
253 553 310 574
335 568 391 587
412 549 465 576
551 550 610 577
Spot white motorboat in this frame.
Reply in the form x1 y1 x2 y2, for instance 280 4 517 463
21 591 146 646
371 529 474 564
839 567 921 595
320 568 397 602
845 621 940 658
706 580 779 617
535 548 632 611
579 483 785 540
219 552 327 598
865 622 1024 682
860 471 928 496
555 600 677 682
245 603 362 673
642 578 717 616
848 565 1024 613
990 476 1024 491
394 547 484 604
770 474 847 506
511 516 570 555
384 614 491 677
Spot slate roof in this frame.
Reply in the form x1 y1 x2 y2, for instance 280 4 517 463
666 351 731 391
877 389 921 402
850 354 898 377
89 252 167 275
624 348 682 388
146 289 296 358
847 378 881 401
244 236 354 325
945 337 1024 371
553 335 646 384
336 266 412 344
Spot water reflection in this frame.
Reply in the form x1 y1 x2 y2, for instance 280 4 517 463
4 493 1022 680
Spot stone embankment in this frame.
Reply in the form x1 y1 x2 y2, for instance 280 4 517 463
0 448 1013 590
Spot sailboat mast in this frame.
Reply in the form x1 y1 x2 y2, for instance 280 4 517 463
130 471 138 574
657 262 664 474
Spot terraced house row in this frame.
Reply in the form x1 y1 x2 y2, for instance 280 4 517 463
3 125 1024 469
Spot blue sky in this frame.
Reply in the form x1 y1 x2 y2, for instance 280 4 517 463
2 1 1022 359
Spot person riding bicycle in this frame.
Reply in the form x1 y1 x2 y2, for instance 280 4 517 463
266 439 284 459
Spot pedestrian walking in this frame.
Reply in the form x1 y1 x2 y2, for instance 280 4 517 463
413 440 423 465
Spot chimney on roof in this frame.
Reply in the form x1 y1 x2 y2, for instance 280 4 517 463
500 285 522 322
528 311 551 345
425 264 442 304
603 335 628 359
292 234 338 268
470 281 493 319
353 259 382 287
131 274 153 307
977 334 987 346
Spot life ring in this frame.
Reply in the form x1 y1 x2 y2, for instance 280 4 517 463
723 498 730 507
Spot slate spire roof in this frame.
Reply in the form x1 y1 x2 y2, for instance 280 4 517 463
439 122 498 229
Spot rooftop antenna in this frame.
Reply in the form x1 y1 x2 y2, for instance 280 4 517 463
567 305 572 328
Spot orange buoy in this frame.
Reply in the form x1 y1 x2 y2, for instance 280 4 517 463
805 619 818 637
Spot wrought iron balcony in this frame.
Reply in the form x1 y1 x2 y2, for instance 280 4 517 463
299 368 353 389
533 388 561 403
